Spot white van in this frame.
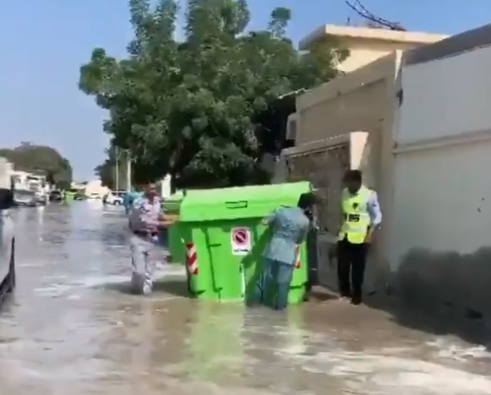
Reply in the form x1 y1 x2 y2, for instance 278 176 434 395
104 191 124 206
0 188 16 304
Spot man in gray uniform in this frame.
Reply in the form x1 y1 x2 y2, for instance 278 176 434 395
129 183 177 294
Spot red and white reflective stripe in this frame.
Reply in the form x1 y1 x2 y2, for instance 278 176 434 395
295 245 301 269
186 242 198 275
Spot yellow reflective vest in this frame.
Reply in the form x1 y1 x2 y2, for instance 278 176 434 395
338 186 372 244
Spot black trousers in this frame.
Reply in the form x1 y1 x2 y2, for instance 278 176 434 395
337 238 367 299
306 227 318 292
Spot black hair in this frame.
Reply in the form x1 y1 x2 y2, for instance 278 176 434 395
344 170 362 182
297 192 316 210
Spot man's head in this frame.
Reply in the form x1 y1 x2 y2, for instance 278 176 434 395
297 192 316 216
344 170 362 194
143 183 157 199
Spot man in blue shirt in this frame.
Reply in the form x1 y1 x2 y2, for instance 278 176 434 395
124 191 143 215
255 192 316 310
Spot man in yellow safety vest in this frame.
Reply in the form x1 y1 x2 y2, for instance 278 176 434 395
337 170 382 305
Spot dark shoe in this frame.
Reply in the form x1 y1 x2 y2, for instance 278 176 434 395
351 296 362 305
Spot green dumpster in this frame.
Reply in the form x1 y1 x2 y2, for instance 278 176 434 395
63 190 76 203
163 190 185 264
179 181 312 304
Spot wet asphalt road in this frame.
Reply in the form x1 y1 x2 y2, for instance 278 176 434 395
1 201 491 394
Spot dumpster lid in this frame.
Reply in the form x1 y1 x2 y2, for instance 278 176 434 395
179 181 311 222
164 190 184 202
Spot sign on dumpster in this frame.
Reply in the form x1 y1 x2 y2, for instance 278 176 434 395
231 227 251 255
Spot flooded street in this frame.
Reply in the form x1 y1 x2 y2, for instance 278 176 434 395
1 202 491 394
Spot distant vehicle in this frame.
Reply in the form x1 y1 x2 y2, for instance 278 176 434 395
35 193 47 205
49 190 63 202
124 191 143 215
34 189 47 203
0 188 16 305
74 190 86 200
13 189 38 207
87 192 102 200
104 192 124 206
113 191 127 198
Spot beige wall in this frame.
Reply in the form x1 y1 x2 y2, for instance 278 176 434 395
299 24 447 73
294 52 402 292
296 23 491 317
338 38 427 73
295 51 401 185
84 180 109 197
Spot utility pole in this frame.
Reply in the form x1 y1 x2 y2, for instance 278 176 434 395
115 147 120 191
126 150 132 192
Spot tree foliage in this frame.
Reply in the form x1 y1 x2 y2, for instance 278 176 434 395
0 143 73 189
94 147 130 190
80 0 347 189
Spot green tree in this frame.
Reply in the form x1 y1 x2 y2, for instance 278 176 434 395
93 159 114 189
80 0 347 189
94 147 130 190
0 143 73 189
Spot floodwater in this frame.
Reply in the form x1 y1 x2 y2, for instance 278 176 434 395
1 201 491 394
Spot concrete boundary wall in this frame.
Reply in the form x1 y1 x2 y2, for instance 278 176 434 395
295 23 491 316
387 41 491 315
294 51 402 291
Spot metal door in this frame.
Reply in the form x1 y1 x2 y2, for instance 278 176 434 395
286 143 350 290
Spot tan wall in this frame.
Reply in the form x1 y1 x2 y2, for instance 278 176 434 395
84 180 109 197
294 51 402 291
296 24 491 316
300 24 447 73
338 38 426 72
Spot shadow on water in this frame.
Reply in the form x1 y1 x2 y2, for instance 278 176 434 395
100 280 135 295
318 244 491 351
306 288 338 303
153 278 190 297
101 276 191 298
364 293 491 348
362 269 491 351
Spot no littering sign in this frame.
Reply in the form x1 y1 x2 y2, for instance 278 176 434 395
231 227 251 255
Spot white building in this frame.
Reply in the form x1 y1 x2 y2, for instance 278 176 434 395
84 179 109 198
0 158 13 189
10 170 45 192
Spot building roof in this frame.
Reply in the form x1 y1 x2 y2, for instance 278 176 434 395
404 23 491 66
299 24 448 50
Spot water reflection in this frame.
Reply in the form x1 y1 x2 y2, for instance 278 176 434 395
185 302 246 381
0 202 489 394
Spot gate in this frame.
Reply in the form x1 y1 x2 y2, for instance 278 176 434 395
284 137 350 290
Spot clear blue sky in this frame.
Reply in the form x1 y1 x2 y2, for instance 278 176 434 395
0 0 489 180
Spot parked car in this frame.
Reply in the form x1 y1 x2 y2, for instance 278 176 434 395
104 192 124 206
0 188 16 305
87 192 102 200
113 191 127 199
74 190 86 200
34 191 47 205
49 190 63 202
13 189 38 207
